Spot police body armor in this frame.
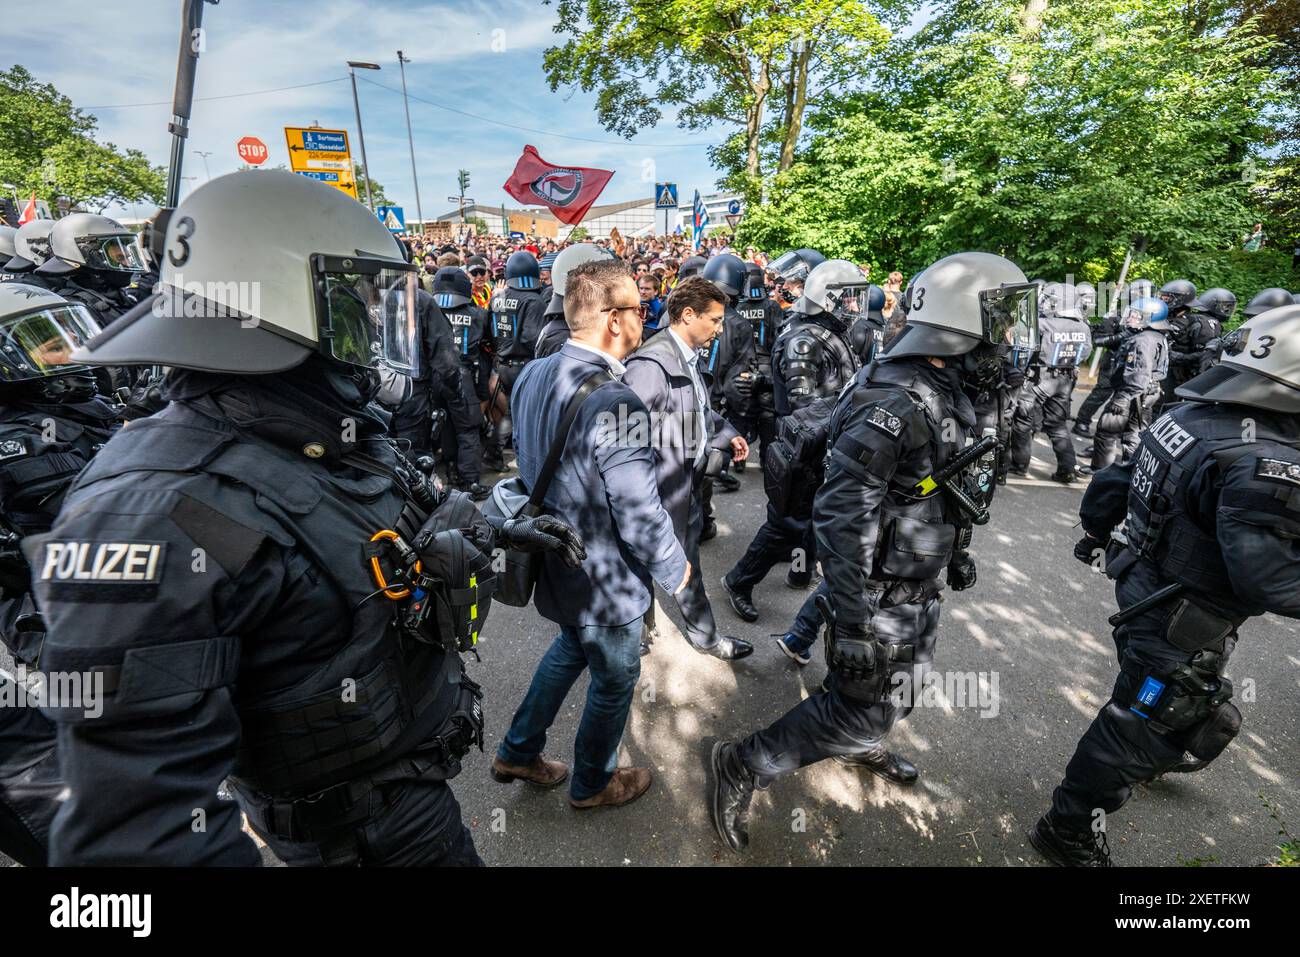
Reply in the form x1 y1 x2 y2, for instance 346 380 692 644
39 403 482 807
1038 314 1092 373
771 315 859 416
1116 402 1299 618
489 287 541 366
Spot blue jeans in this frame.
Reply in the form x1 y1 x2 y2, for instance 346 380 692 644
497 618 644 800
785 580 830 653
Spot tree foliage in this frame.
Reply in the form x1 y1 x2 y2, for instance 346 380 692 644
732 0 1296 294
0 65 164 215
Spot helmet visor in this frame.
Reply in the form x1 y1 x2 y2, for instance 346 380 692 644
825 283 871 321
979 283 1038 357
80 234 144 272
316 255 420 377
768 251 812 283
0 303 102 381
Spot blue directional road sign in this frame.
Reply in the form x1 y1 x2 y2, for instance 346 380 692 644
377 205 406 233
727 198 742 216
655 183 679 209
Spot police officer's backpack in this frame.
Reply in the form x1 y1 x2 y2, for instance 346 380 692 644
762 394 838 519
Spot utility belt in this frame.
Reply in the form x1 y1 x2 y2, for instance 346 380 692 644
253 673 484 844
495 357 528 368
865 574 944 608
1127 650 1240 761
1042 367 1078 377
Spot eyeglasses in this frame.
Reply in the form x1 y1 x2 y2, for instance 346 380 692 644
608 302 648 321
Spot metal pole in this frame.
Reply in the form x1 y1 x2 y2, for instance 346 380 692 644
349 66 376 211
397 51 423 227
164 0 209 210
194 150 213 181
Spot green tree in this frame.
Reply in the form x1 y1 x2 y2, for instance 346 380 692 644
0 65 163 214
739 0 1288 293
542 0 900 196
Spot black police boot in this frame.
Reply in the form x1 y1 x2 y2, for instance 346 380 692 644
1165 753 1210 774
702 636 754 661
1071 422 1092 437
716 471 741 493
710 741 757 853
785 569 812 589
1029 813 1112 867
482 451 509 473
721 575 759 622
834 746 919 787
1049 470 1077 484
700 519 718 542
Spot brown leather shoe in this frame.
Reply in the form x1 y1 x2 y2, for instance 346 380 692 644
569 767 653 810
490 755 569 789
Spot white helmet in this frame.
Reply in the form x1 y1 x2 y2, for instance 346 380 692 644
1177 304 1300 413
544 242 616 317
0 282 102 383
0 225 17 264
883 251 1038 360
794 259 869 321
37 213 143 279
71 170 419 376
5 220 55 271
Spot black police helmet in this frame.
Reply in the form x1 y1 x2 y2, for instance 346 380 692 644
702 253 747 298
1243 287 1295 318
505 251 540 291
432 267 473 307
1159 278 1197 310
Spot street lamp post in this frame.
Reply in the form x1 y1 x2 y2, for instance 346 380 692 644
396 51 423 230
194 150 213 181
347 60 381 211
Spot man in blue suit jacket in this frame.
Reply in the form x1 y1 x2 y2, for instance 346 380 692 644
492 259 690 810
623 277 753 660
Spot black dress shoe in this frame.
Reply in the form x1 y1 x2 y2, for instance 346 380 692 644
1049 470 1077 484
639 641 651 657
833 748 919 786
709 741 756 853
785 570 812 590
1029 813 1112 867
716 472 741 493
700 520 718 542
721 576 759 622
1071 422 1092 437
1165 753 1209 774
702 636 754 661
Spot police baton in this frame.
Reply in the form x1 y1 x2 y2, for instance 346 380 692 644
815 591 836 671
1108 582 1185 628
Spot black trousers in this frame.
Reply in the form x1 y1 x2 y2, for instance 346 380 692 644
1075 377 1116 427
726 503 817 594
239 775 482 867
1092 388 1159 471
1011 371 1078 473
739 593 941 783
0 675 61 867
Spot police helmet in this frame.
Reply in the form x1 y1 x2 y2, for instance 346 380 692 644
767 248 825 283
1177 304 1300 413
0 225 17 265
37 213 143 285
677 255 707 281
866 283 887 320
70 169 420 377
743 263 766 301
1122 296 1169 331
1159 278 1197 311
5 219 55 272
505 250 540 291
1190 287 1236 322
1242 287 1294 318
543 243 615 317
432 267 473 308
702 253 747 298
794 259 870 326
0 282 101 395
882 252 1038 361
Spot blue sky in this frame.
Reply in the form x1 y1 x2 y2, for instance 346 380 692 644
3 0 924 220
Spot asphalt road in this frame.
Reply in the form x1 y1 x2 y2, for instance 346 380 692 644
5 406 1297 868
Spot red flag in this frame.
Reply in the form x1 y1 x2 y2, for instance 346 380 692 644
17 192 37 226
502 145 613 226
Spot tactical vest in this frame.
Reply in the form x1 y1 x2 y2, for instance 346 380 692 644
0 401 117 534
489 288 539 363
738 301 775 357
444 308 482 363
1122 403 1299 600
68 406 463 799
773 319 860 415
1039 315 1092 369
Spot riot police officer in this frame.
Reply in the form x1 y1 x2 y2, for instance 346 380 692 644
1073 279 1154 437
432 266 492 500
2 220 57 290
766 248 826 319
0 226 20 283
698 254 758 502
734 263 783 457
721 259 863 628
1010 282 1093 482
0 283 118 866
1034 303 1300 866
1165 286 1233 402
847 284 888 365
484 251 545 471
25 171 583 866
710 252 1036 851
34 213 145 325
534 244 615 358
1090 296 1169 471
1241 287 1294 320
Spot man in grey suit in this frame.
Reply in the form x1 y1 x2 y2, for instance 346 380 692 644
623 278 754 661
491 259 691 810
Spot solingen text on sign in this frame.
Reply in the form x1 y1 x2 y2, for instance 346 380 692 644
283 126 359 199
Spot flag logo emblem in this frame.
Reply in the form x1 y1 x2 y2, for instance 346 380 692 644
530 169 584 207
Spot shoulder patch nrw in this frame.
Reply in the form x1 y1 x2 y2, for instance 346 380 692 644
0 439 27 461
1255 457 1300 489
864 405 904 438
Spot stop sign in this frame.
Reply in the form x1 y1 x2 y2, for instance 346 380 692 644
237 136 268 166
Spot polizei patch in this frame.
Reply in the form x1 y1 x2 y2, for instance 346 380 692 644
1255 457 1300 488
39 541 166 584
0 439 26 461
1146 413 1196 459
864 405 904 438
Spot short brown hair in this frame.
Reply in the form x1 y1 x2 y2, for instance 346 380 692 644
565 259 634 333
438 252 461 268
666 276 727 324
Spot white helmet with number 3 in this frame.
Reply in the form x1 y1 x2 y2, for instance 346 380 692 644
70 169 419 376
1177 304 1300 413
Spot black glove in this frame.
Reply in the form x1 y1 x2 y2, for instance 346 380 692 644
1104 397 1131 416
1003 366 1025 390
730 372 755 398
1073 532 1105 567
499 515 586 569
827 624 881 682
948 552 977 591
